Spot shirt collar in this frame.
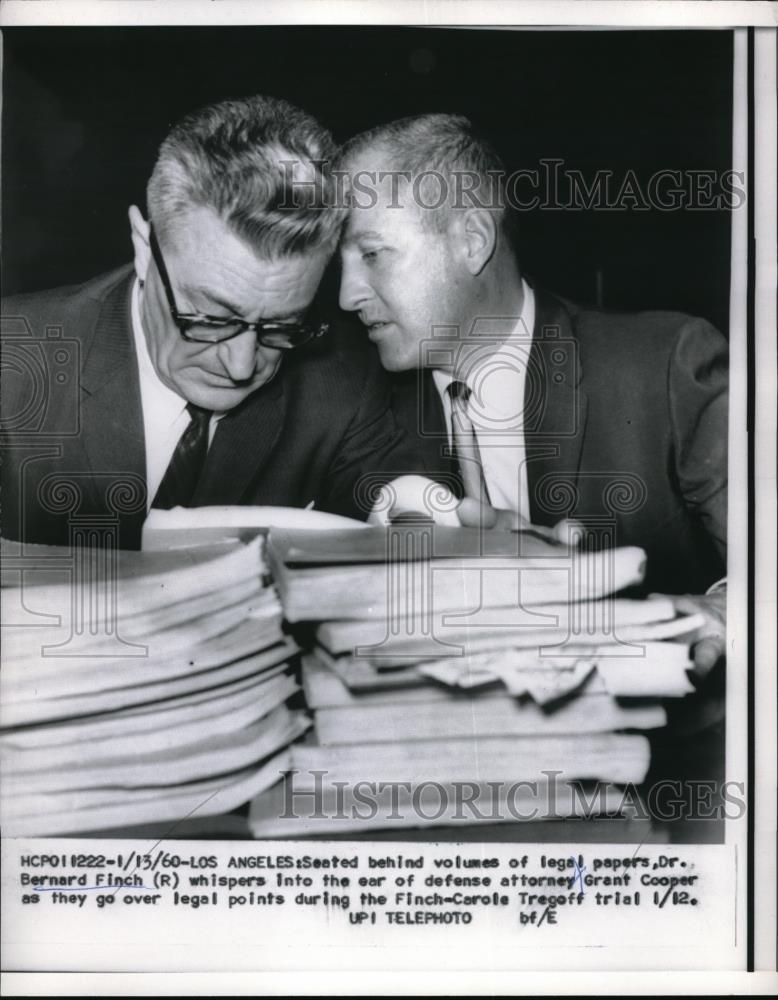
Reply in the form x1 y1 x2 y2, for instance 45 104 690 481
131 277 190 428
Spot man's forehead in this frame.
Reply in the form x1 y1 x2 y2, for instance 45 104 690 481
344 145 394 177
343 193 426 243
163 216 328 317
345 149 427 204
163 206 237 253
343 211 424 245
166 210 327 278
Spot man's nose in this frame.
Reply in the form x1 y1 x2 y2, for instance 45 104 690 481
218 330 261 381
339 260 370 313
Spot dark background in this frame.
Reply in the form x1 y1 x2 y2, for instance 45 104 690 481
3 27 733 332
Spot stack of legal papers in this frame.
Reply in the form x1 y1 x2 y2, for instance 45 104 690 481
249 525 704 836
0 536 309 836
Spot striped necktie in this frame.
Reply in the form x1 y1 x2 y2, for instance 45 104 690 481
152 403 212 509
447 380 490 506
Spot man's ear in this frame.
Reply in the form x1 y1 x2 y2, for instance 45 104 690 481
128 205 151 283
459 208 498 276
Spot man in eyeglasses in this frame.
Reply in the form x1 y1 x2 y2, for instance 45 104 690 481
1 96 420 548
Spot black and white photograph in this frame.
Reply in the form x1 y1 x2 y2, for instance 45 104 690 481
0 1 775 994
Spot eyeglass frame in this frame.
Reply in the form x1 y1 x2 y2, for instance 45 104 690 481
147 225 329 348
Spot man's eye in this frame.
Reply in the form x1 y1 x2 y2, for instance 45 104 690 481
361 248 382 263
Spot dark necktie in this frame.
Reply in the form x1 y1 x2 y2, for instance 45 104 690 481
152 403 212 510
447 380 490 506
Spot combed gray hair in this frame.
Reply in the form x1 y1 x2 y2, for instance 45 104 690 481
147 95 342 257
337 112 514 239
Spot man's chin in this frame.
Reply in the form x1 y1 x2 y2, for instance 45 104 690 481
376 344 414 373
182 381 267 412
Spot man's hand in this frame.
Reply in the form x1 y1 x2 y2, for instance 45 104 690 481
367 475 461 526
662 589 727 679
458 500 727 678
456 497 580 545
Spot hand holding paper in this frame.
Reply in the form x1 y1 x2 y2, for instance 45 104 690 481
368 477 581 544
662 587 727 677
455 496 583 545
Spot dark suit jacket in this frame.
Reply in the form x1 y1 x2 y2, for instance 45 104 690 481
1 266 420 549
390 287 728 596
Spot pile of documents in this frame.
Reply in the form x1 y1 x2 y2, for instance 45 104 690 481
250 524 704 836
1 536 308 836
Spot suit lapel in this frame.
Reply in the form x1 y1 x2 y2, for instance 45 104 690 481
424 369 461 491
415 368 457 481
192 376 286 506
78 272 148 540
79 269 287 513
525 288 588 525
391 369 459 487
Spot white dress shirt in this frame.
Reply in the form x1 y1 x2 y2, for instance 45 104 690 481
432 279 535 521
131 279 221 510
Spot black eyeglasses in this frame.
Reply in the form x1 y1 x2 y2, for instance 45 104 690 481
148 226 329 348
